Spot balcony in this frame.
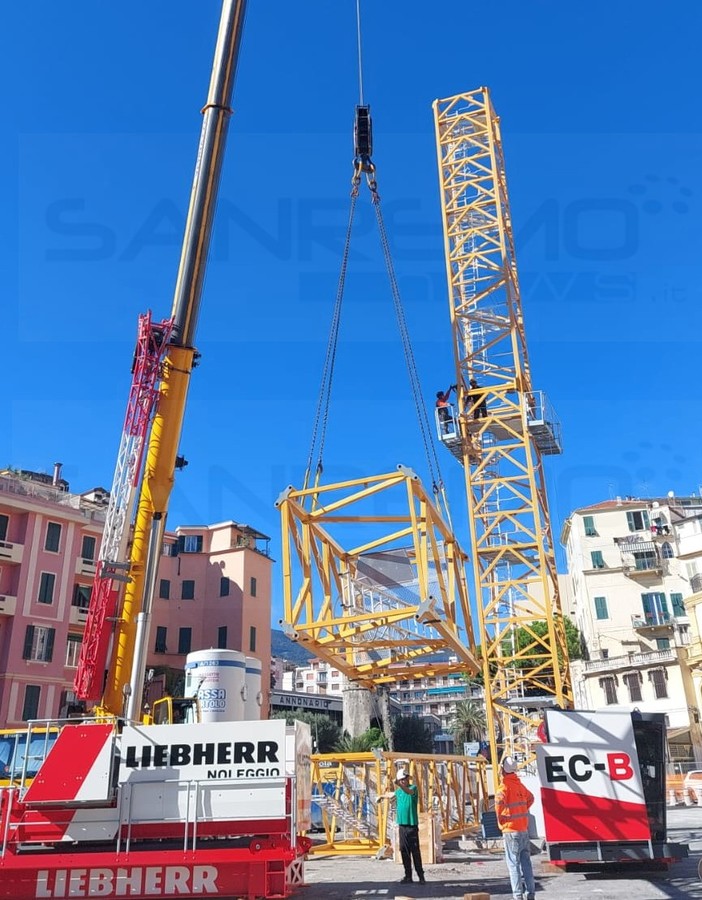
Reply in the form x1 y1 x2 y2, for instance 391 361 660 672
616 540 663 578
0 540 23 565
69 606 90 626
75 557 97 577
631 612 673 631
0 593 17 616
583 648 675 674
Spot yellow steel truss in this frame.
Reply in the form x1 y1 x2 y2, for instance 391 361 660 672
309 750 489 855
432 88 572 772
277 469 479 685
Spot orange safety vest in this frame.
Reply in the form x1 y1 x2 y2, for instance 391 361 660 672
495 773 534 833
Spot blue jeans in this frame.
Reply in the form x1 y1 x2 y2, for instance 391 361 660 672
503 830 535 899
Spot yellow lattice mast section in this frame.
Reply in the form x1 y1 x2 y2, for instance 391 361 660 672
277 469 479 685
432 88 572 771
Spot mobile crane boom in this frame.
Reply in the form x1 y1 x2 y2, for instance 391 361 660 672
94 0 248 719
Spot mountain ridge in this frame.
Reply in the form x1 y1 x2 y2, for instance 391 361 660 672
271 628 314 666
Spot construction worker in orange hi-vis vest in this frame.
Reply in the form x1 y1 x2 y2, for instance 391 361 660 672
495 756 536 900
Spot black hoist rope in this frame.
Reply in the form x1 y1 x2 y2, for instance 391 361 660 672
368 178 451 524
303 180 359 494
304 0 450 523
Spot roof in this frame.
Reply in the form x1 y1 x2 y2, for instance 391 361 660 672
574 496 702 516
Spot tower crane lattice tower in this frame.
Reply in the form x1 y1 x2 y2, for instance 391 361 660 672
432 88 572 771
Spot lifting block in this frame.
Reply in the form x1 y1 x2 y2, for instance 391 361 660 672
463 894 490 900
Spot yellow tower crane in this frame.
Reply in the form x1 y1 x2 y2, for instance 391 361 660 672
432 88 573 775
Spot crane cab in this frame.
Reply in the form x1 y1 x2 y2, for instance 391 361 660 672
150 695 200 725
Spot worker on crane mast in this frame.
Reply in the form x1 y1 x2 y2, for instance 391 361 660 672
435 383 456 435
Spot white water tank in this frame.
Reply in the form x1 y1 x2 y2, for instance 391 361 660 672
244 656 263 720
184 649 246 722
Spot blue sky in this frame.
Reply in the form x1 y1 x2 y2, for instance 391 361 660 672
3 2 701 621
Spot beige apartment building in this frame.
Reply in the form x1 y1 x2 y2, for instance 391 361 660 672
561 495 702 765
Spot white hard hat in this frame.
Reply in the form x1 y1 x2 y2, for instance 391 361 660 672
396 768 408 780
501 756 517 773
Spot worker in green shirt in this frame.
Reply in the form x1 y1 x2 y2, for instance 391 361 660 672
377 767 426 884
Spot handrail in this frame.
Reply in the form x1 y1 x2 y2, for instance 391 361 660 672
115 773 292 854
0 788 17 857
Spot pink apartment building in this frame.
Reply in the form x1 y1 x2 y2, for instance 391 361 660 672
0 467 272 728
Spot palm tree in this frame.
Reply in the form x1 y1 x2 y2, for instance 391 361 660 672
450 699 487 749
334 727 387 753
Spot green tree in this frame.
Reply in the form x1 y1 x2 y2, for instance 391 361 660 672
503 616 582 669
391 715 434 754
270 711 342 753
449 699 487 748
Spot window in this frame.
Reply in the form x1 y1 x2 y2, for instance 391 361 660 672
671 593 685 616
179 535 203 554
594 596 609 620
641 592 669 625
178 627 192 655
599 676 618 705
601 649 609 659
162 542 178 557
65 635 82 667
249 625 257 653
648 668 668 699
159 579 170 600
0 514 8 542
623 672 642 703
583 515 597 536
22 685 41 721
633 549 658 571
656 638 670 651
181 580 195 600
250 576 257 597
591 550 605 569
154 626 167 653
38 572 56 605
23 625 55 662
72 584 91 608
651 516 670 535
45 522 62 552
81 535 96 561
217 626 228 649
220 577 230 597
661 542 674 560
627 509 650 532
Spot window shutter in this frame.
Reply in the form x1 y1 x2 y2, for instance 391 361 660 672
659 593 669 614
45 629 55 662
176 535 185 554
196 535 203 552
23 625 35 659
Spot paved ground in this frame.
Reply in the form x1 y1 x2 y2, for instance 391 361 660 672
297 808 702 900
